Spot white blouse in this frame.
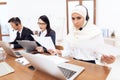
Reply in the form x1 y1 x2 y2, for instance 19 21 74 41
61 23 105 64
39 30 47 37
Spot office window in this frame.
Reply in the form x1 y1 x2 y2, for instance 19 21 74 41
0 0 67 44
0 1 9 41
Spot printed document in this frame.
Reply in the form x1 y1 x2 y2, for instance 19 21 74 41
32 35 55 50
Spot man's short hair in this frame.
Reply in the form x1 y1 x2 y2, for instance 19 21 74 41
8 17 21 26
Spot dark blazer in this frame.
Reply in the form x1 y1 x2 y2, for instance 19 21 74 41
10 27 34 49
45 30 56 45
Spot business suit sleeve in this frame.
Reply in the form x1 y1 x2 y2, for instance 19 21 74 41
21 27 34 41
49 30 56 45
9 41 23 49
9 36 23 49
10 27 34 49
14 44 23 49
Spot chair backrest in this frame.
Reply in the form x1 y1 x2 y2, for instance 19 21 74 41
55 45 64 50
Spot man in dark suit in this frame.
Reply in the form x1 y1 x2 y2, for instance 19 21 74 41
8 17 34 49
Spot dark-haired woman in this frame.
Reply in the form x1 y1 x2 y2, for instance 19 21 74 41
36 15 56 53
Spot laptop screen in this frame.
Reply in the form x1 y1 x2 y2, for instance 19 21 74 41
17 40 37 52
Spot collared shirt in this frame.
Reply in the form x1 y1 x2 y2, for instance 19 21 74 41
11 27 23 48
39 30 47 37
61 21 120 65
17 27 23 38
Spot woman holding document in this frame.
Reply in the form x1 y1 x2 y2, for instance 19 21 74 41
36 15 56 53
49 5 115 65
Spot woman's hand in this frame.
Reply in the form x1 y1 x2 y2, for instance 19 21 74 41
48 49 56 55
48 49 62 56
101 54 115 64
36 47 44 53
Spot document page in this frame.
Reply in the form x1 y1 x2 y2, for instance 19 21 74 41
32 35 55 50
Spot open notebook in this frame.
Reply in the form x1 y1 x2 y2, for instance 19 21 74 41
0 62 15 77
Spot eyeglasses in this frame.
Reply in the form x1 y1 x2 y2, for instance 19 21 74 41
37 22 46 25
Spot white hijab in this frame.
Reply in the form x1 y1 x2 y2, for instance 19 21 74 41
64 5 102 48
71 5 88 27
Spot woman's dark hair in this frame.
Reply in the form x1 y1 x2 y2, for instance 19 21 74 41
38 15 52 36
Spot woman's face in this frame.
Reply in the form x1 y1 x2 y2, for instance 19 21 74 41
38 19 47 32
72 13 85 29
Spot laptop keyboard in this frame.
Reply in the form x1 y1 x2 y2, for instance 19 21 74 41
58 66 76 79
15 52 21 55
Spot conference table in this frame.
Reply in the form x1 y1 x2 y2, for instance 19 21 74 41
0 53 110 80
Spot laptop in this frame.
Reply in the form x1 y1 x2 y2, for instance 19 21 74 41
0 41 23 58
22 53 85 80
17 40 38 52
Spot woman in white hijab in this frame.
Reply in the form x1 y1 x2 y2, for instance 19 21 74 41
49 5 115 64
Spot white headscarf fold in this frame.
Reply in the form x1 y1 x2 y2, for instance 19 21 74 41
71 5 87 21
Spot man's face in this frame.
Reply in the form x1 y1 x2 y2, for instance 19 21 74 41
72 13 85 29
10 22 18 30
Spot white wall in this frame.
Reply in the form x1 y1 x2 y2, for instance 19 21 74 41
1 0 120 42
0 0 66 42
96 0 120 37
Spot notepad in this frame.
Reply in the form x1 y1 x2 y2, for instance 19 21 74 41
0 62 15 77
